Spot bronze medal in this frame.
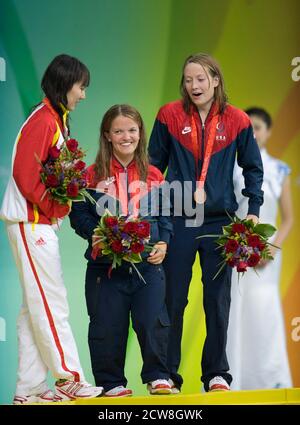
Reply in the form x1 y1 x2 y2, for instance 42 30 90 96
194 187 206 204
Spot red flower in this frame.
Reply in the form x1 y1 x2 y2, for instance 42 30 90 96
247 253 261 267
257 241 266 251
247 234 261 248
105 217 119 227
123 222 139 233
48 146 61 159
231 223 246 234
45 174 59 187
111 240 123 253
66 138 79 152
227 258 236 267
66 182 79 197
74 160 86 171
225 239 239 253
131 242 145 254
236 261 248 272
135 222 150 238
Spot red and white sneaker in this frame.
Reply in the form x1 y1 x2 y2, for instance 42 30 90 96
13 389 59 405
55 380 103 400
208 376 230 392
104 386 133 398
147 379 172 395
168 379 181 394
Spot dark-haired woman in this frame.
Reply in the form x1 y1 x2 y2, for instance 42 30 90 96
0 54 103 403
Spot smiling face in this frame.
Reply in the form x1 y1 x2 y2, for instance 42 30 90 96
105 115 140 165
66 81 86 111
183 62 219 111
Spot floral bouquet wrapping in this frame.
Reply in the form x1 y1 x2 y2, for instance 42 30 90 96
198 214 277 279
36 138 94 204
91 209 152 281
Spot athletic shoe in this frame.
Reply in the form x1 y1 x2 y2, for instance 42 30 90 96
208 376 230 392
55 379 103 400
168 378 181 394
147 379 172 395
13 389 59 405
104 386 133 397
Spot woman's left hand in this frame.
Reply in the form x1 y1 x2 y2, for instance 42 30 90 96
257 244 278 268
147 241 167 265
246 214 259 225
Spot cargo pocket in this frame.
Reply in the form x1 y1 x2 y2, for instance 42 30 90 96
158 307 171 327
154 306 170 362
155 265 166 282
85 275 101 319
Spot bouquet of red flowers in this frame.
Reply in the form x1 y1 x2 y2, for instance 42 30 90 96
36 138 94 204
91 210 152 280
198 214 277 279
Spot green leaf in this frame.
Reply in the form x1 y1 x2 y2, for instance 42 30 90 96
196 234 222 239
112 256 117 269
225 210 234 221
223 225 232 234
212 261 227 280
128 253 142 263
254 223 276 238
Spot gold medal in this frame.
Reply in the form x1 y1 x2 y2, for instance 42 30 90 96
194 187 206 204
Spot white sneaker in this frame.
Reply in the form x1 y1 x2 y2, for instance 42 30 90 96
13 389 59 405
147 379 172 395
168 379 181 394
208 376 230 392
55 380 103 400
104 386 133 397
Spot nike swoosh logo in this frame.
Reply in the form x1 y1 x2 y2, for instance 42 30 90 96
182 127 192 134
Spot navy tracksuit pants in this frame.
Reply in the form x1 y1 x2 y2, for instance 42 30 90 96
164 216 233 391
85 262 170 392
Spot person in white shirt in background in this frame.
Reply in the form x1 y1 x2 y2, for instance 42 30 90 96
226 107 294 390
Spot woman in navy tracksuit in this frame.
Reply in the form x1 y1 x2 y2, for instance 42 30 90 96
148 53 264 393
69 104 173 397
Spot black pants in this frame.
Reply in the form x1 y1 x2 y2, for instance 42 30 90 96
85 262 170 392
164 216 233 391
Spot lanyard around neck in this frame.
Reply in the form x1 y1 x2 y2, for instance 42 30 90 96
191 112 219 190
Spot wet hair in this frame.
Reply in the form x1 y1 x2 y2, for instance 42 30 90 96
245 107 272 129
94 104 149 182
180 53 228 114
41 54 90 133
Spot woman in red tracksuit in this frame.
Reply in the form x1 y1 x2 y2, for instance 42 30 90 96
148 53 264 393
69 104 173 397
0 54 103 403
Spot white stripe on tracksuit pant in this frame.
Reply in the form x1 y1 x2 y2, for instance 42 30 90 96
6 222 84 396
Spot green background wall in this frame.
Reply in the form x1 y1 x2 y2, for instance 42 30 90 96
1 0 300 404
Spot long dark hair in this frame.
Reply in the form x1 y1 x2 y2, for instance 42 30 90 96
180 53 228 114
41 54 90 133
95 104 149 182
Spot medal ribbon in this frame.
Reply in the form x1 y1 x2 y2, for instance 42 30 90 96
191 112 219 191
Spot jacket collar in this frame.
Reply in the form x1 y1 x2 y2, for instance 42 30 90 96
111 155 135 171
192 100 219 125
42 97 69 132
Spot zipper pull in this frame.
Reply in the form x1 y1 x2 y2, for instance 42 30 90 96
129 266 133 274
